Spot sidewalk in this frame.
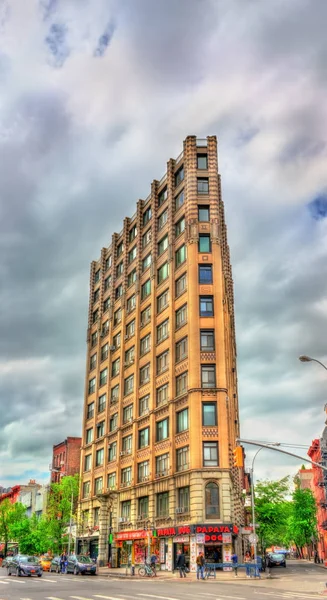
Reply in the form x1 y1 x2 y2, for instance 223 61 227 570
97 566 274 581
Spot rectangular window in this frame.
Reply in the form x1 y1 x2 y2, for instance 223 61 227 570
96 448 104 467
157 319 169 343
175 166 184 187
88 377 96 395
98 393 106 413
125 346 135 365
104 275 111 291
111 385 119 403
121 467 132 486
117 241 123 257
129 225 137 243
112 358 120 377
96 421 105 438
139 427 149 449
108 441 117 462
126 319 135 337
201 364 216 388
121 500 131 518
158 209 168 230
199 234 211 253
122 434 132 453
157 289 169 313
82 510 89 526
177 408 188 433
142 228 151 249
143 206 152 226
203 441 219 467
84 454 92 471
127 294 136 313
140 333 151 356
157 350 169 375
176 371 188 396
139 394 149 416
156 453 169 475
113 331 121 348
200 296 214 317
91 331 98 347
115 283 123 299
176 337 188 362
102 320 109 336
158 234 168 256
86 428 93 444
109 413 118 432
138 461 149 483
138 496 149 518
99 368 108 386
114 308 122 326
124 374 134 395
94 477 103 494
198 205 210 221
176 304 187 329
94 269 100 283
200 330 215 351
140 363 150 385
156 383 168 407
157 492 169 517
90 354 97 371
197 177 209 194
175 189 184 210
176 446 189 472
116 261 123 278
127 269 137 287
178 486 190 512
105 255 112 270
128 245 137 264
158 187 167 207
197 154 208 170
82 481 90 498
199 264 213 284
203 402 217 426
175 272 186 297
87 402 94 419
103 296 111 312
142 253 152 272
94 507 100 526
156 418 169 442
175 244 186 267
175 217 185 237
92 309 99 324
94 288 100 304
140 305 151 326
107 472 116 489
157 262 169 284
101 343 108 361
141 279 151 300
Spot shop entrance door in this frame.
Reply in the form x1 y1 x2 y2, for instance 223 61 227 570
205 544 222 564
173 543 190 570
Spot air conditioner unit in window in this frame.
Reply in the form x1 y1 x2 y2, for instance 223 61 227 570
175 507 185 514
119 517 128 523
109 345 116 351
124 335 129 341
143 408 150 414
127 417 133 423
120 451 126 457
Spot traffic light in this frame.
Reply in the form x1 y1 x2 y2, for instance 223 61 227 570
233 446 243 468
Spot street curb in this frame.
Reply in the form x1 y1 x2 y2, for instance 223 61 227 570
97 572 279 582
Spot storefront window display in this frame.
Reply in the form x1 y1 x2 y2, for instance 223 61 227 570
134 540 146 564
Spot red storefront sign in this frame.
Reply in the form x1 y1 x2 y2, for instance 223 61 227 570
116 530 148 541
195 524 239 543
157 526 191 537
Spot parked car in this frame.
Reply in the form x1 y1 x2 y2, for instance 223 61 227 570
2 557 15 568
50 556 61 573
7 555 42 577
267 553 286 568
39 555 52 571
66 555 97 575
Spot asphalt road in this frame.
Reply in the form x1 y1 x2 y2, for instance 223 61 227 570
0 560 326 600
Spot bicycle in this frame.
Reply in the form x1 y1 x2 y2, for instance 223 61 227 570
138 563 156 577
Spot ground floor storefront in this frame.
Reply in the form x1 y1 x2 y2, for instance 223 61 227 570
76 535 99 560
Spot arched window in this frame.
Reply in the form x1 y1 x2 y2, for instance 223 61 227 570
205 482 220 519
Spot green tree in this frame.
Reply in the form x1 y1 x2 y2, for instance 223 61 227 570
46 475 79 554
0 500 26 556
285 488 317 557
254 477 292 551
11 514 52 556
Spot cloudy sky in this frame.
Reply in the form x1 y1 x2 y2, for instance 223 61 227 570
1 0 327 488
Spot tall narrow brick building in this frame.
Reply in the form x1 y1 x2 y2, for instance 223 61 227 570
77 136 242 569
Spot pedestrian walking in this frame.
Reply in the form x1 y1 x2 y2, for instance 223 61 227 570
244 551 252 578
176 550 186 578
150 553 157 576
231 552 238 576
60 551 67 574
196 552 205 580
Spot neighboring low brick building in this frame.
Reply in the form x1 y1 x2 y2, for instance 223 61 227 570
51 437 82 483
308 435 327 561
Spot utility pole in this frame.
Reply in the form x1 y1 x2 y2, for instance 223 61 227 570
237 439 327 472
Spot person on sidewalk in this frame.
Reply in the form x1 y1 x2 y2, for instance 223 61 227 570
150 553 157 577
231 552 238 577
244 551 252 578
176 550 186 578
196 552 205 580
60 551 67 574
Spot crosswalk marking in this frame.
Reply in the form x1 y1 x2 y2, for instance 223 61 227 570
94 595 135 600
0 581 9 585
137 594 180 600
70 597 96 600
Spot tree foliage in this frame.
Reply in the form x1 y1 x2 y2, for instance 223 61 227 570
45 475 79 554
284 488 317 554
0 500 26 555
254 477 292 550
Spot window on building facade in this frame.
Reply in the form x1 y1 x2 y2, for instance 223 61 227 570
121 499 131 518
175 166 184 187
197 177 209 194
143 206 152 226
176 446 189 471
84 454 92 471
139 394 149 416
176 408 188 433
105 255 112 270
140 333 151 356
127 269 137 287
157 492 169 517
138 496 149 517
101 343 109 361
94 269 100 283
175 244 186 268
128 245 137 264
129 225 137 243
121 467 132 486
205 482 220 518
158 187 168 207
111 385 119 403
96 448 104 467
201 364 216 388
82 509 89 526
98 393 106 413
176 337 188 362
158 209 168 230
198 234 211 253
142 253 152 272
91 331 98 347
156 383 168 406
156 453 169 475
94 288 100 304
104 275 111 291
203 442 219 467
107 472 116 489
140 305 151 326
88 377 96 395
198 205 210 221
124 374 134 395
142 228 151 249
123 404 133 424
109 413 118 432
175 272 186 297
138 461 149 482
200 296 214 317
86 428 93 444
176 371 188 396
175 189 184 210
116 261 123 278
93 506 100 526
94 477 103 494
126 319 135 338
158 235 168 256
117 241 124 257
92 309 99 324
127 294 136 313
113 331 121 348
82 481 90 498
96 421 105 438
102 320 109 336
140 363 150 385
99 368 108 387
197 154 208 170
178 486 190 511
157 262 169 284
203 402 217 426
175 217 185 237
157 289 169 313
90 353 97 371
139 427 149 448
103 296 111 312
156 418 169 441
200 330 215 352
108 441 117 462
122 434 132 454
111 358 120 378
199 264 213 284
115 283 123 299
87 402 94 419
157 319 169 343
114 308 122 326
125 346 135 365
176 304 187 328
141 279 151 300
157 350 169 375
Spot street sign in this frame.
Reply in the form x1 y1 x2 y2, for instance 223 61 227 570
249 533 258 544
249 523 260 528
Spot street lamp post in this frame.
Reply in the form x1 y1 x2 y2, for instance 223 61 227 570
299 356 327 371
